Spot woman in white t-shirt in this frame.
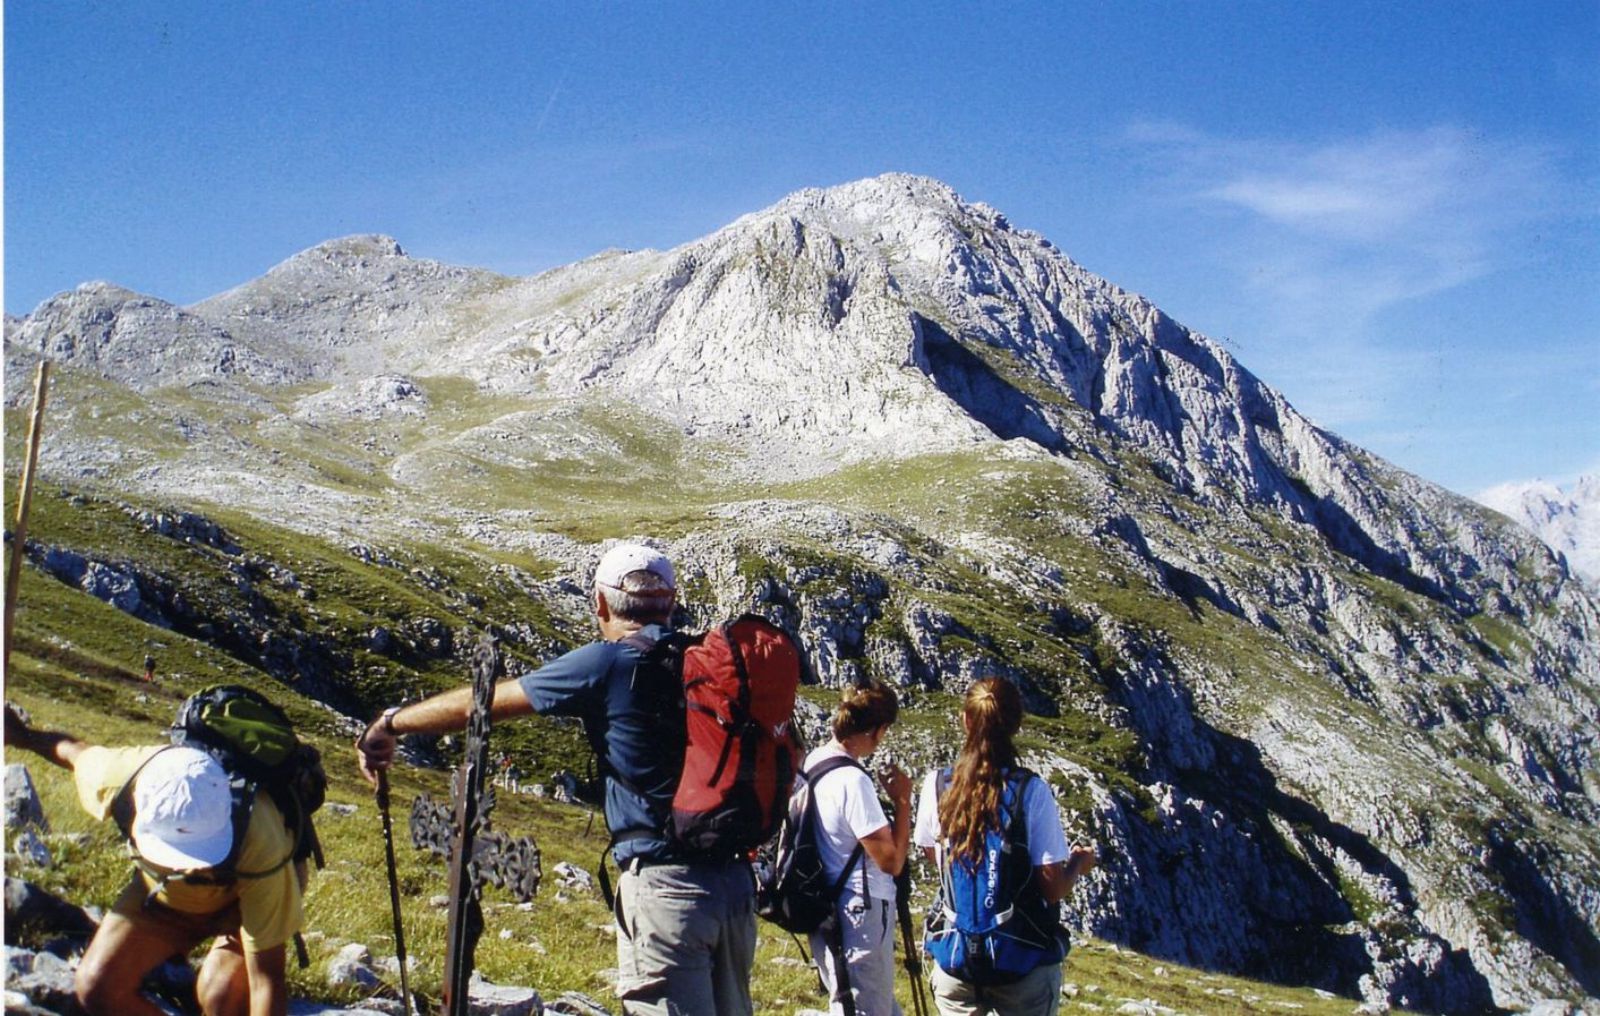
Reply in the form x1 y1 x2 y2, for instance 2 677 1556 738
803 683 913 1016
913 678 1096 1016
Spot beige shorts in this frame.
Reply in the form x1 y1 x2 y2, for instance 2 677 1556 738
111 873 241 945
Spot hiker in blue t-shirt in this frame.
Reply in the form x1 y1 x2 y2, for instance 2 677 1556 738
356 542 756 1016
912 678 1097 1016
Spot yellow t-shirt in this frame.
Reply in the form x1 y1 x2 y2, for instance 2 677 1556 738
74 745 307 952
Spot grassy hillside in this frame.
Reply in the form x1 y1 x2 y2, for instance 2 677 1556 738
5 654 1390 1016
1 481 1408 1014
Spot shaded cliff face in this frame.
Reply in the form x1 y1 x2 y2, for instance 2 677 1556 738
5 174 1597 1010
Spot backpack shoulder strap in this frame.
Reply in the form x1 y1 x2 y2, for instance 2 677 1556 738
1001 768 1037 845
607 630 687 803
110 745 172 840
621 631 658 654
828 840 867 902
232 780 308 881
801 754 871 904
801 754 864 785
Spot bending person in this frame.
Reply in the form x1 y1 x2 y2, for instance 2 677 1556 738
913 678 1096 1016
4 705 308 1016
804 683 912 1016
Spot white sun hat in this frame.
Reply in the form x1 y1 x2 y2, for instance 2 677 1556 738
595 543 676 591
131 746 236 871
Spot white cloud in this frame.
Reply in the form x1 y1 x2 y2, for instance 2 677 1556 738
1112 122 1588 492
1123 123 1561 309
1209 178 1382 224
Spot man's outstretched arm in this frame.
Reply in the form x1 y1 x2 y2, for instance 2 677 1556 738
354 678 532 785
5 704 92 770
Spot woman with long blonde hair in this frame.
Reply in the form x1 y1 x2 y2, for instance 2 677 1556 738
913 678 1096 1016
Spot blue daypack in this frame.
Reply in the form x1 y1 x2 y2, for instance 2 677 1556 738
924 767 1066 985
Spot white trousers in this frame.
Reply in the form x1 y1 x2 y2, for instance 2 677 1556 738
808 894 905 1016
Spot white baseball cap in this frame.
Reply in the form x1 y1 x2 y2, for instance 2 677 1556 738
594 542 675 591
131 747 236 871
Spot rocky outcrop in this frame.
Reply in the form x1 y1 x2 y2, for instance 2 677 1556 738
22 510 356 710
190 235 506 380
4 282 303 392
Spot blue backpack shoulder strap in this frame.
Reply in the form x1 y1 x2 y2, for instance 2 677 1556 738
1000 767 1036 843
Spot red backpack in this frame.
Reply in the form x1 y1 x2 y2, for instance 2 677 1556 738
628 614 804 857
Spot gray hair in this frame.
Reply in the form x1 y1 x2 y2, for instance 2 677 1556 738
598 569 675 623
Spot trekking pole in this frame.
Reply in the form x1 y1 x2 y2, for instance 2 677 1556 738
443 635 503 1016
376 769 413 1015
828 911 858 1016
895 862 931 1016
4 360 50 672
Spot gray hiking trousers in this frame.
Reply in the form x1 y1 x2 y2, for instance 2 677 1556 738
615 857 756 1016
929 961 1062 1016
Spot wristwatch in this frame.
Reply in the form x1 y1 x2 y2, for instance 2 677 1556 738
379 705 403 736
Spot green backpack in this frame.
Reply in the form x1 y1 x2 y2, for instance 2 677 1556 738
112 685 327 885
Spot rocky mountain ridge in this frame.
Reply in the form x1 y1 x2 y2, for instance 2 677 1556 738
1479 476 1600 586
5 173 1598 1012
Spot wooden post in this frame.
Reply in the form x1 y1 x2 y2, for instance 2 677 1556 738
4 361 51 671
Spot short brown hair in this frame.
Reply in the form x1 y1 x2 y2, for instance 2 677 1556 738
831 683 900 740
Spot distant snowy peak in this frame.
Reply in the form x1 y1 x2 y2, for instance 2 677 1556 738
1477 475 1600 583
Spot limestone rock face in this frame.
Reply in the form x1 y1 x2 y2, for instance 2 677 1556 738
6 281 302 390
5 173 1598 1011
191 234 505 379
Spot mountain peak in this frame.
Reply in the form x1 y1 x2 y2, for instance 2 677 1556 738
1478 473 1600 583
752 173 995 245
783 172 963 212
258 234 410 278
12 280 160 318
299 233 407 261
70 279 150 302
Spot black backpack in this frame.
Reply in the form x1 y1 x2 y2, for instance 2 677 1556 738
755 754 866 934
112 685 327 884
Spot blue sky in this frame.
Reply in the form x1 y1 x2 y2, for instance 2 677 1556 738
5 1 1597 497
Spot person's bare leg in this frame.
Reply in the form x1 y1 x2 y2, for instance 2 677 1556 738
196 936 250 1016
75 911 201 1016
